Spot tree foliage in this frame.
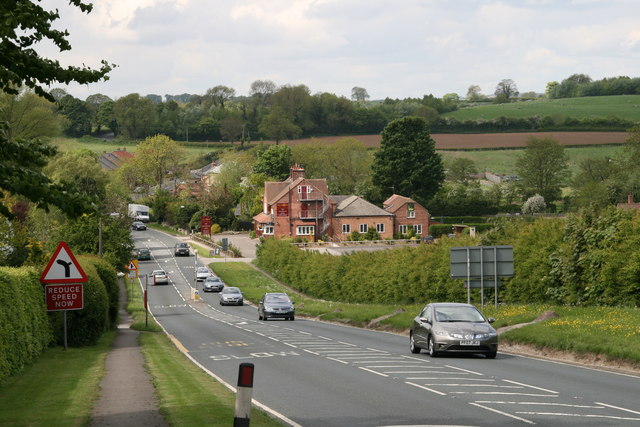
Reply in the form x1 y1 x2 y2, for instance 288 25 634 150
253 144 292 180
371 116 445 205
516 137 570 202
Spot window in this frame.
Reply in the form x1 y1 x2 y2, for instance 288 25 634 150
399 224 408 234
413 224 422 235
359 224 368 233
297 185 312 199
296 226 314 236
263 225 274 235
407 202 415 218
342 224 351 234
376 223 385 233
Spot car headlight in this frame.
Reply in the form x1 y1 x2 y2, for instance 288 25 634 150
476 332 497 339
434 330 464 339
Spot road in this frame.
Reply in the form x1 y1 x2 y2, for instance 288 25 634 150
133 228 640 427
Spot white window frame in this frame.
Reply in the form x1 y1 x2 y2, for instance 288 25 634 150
399 224 408 234
359 223 368 233
407 210 416 218
296 225 315 236
376 223 385 233
413 224 422 235
342 224 351 234
263 225 274 235
297 185 312 194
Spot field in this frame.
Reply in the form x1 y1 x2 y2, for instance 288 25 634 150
443 94 640 121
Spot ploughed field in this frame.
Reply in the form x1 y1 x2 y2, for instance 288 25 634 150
276 131 629 149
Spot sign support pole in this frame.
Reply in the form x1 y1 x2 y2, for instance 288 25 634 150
466 247 471 304
63 310 68 351
480 247 484 311
494 247 498 310
145 274 149 328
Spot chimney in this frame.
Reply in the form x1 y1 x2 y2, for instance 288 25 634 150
628 193 634 204
290 164 305 181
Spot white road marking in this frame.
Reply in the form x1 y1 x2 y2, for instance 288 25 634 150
503 379 558 394
596 402 640 415
405 382 447 396
469 402 535 424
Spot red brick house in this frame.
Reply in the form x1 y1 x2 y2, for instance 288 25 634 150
383 194 431 237
254 167 432 241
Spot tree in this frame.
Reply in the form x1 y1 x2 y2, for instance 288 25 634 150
0 90 61 140
46 149 109 201
516 137 570 202
205 85 236 109
58 94 92 137
249 80 276 107
494 79 518 103
466 85 483 101
351 87 370 103
253 144 292 180
220 115 244 142
371 116 445 205
447 157 478 185
134 134 185 190
112 93 157 139
522 194 546 214
0 1 113 102
258 107 302 144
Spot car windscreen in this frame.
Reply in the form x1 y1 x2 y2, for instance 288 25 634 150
435 306 485 322
265 295 290 303
223 288 240 294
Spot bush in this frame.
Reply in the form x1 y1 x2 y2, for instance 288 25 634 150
83 255 119 328
0 267 52 382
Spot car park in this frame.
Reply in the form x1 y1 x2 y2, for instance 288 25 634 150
258 292 295 321
409 302 497 358
195 266 212 282
174 242 190 256
203 276 224 292
131 221 147 231
150 269 169 285
219 287 244 306
136 248 151 261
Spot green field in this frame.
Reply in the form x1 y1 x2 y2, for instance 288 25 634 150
444 95 640 121
440 144 624 176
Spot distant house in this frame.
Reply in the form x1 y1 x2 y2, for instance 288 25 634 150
617 193 640 210
98 147 133 170
383 194 431 237
253 166 428 241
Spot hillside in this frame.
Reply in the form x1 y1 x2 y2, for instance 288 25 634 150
442 95 640 121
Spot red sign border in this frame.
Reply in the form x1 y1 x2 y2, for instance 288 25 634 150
44 283 84 311
40 241 88 284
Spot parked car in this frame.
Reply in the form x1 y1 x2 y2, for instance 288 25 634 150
150 269 169 285
258 292 295 321
174 242 190 256
195 266 212 282
409 302 497 358
421 235 435 243
219 287 244 305
136 248 151 261
203 276 224 292
131 221 147 231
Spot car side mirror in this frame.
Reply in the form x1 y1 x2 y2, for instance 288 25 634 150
420 317 431 324
488 317 495 323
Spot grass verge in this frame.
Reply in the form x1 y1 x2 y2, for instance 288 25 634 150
127 278 285 426
212 262 640 365
0 332 115 427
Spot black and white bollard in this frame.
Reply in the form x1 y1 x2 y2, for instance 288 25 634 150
234 363 255 427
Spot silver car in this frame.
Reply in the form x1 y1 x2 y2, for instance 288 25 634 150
195 266 212 282
150 269 169 285
409 302 498 358
203 276 224 292
219 287 243 305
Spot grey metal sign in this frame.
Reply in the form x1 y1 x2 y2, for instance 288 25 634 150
464 279 502 289
450 245 514 279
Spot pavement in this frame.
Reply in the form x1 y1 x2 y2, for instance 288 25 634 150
90 278 168 427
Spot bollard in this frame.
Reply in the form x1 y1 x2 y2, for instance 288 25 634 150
234 363 254 427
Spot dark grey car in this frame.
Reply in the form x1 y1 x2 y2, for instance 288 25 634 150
258 293 295 321
174 242 190 256
409 302 498 358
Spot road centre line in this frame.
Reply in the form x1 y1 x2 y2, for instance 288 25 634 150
455 392 558 397
596 402 640 415
407 377 493 380
469 402 535 424
503 379 558 394
359 367 388 377
446 365 484 375
514 412 640 421
477 401 604 408
425 384 522 388
405 382 447 396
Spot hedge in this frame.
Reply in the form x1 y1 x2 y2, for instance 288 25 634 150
0 267 52 382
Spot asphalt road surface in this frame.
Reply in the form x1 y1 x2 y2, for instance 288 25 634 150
133 228 640 427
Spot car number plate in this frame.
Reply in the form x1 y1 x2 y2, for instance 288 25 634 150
460 340 480 346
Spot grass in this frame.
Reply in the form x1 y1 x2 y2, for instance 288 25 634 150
0 332 115 427
212 262 640 365
147 223 185 236
444 95 640 121
440 145 624 176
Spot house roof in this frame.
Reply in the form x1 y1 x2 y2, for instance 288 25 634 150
265 177 329 205
332 195 393 217
190 162 221 179
383 194 425 214
253 212 273 223
98 148 134 170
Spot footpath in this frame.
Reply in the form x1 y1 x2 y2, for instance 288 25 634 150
89 278 167 427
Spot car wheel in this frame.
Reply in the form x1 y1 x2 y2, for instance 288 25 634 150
486 351 497 359
239 302 243 306
290 315 295 321
428 336 439 357
258 313 263 320
409 332 421 354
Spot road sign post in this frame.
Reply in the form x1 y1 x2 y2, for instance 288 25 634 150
40 242 88 350
234 363 255 427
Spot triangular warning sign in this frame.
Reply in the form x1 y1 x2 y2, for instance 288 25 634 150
128 261 137 270
40 242 88 284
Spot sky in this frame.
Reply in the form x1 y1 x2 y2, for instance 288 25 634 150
38 0 640 101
